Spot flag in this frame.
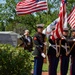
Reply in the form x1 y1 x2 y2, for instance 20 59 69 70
51 0 67 40
42 18 59 36
67 6 75 28
63 13 67 28
16 0 48 15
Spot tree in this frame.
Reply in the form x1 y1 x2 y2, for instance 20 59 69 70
0 0 75 33
0 0 19 31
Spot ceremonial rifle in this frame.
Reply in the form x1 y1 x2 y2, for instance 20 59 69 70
66 39 75 56
49 39 61 57
55 39 61 57
43 37 47 63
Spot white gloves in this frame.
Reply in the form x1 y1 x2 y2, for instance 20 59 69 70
73 39 75 41
41 53 46 58
44 42 47 45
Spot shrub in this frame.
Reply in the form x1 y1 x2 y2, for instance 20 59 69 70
0 44 32 75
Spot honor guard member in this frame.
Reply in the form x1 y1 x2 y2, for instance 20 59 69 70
47 34 59 75
19 30 33 52
60 28 70 75
69 28 75 75
33 24 46 75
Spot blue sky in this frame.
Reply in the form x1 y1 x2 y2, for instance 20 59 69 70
0 0 6 3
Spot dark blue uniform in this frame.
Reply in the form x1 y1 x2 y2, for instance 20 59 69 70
47 37 59 75
69 37 75 75
60 37 70 75
33 32 46 75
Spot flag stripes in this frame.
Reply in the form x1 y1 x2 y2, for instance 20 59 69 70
16 0 48 15
68 6 75 28
51 0 66 40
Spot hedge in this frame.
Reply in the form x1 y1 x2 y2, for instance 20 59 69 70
0 44 32 75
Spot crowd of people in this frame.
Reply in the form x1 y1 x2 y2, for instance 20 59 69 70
19 24 75 75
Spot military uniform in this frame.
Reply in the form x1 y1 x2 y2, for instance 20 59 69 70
47 36 59 75
69 29 75 75
59 28 70 75
60 37 70 75
33 24 46 75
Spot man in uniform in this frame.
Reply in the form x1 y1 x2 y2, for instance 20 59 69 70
19 29 33 52
69 28 75 75
60 28 70 75
47 34 60 75
33 24 46 75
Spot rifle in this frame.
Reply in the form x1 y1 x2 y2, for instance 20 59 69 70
55 39 61 57
49 39 61 57
61 43 70 56
66 39 75 56
43 37 47 63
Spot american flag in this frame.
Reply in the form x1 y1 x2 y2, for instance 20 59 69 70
51 0 66 40
16 0 48 15
67 6 75 28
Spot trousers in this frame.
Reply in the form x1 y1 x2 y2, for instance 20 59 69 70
34 57 44 75
48 55 59 75
60 55 69 75
70 56 75 75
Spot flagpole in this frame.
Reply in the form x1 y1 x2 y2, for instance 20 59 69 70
45 0 50 57
45 0 49 35
46 0 49 12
